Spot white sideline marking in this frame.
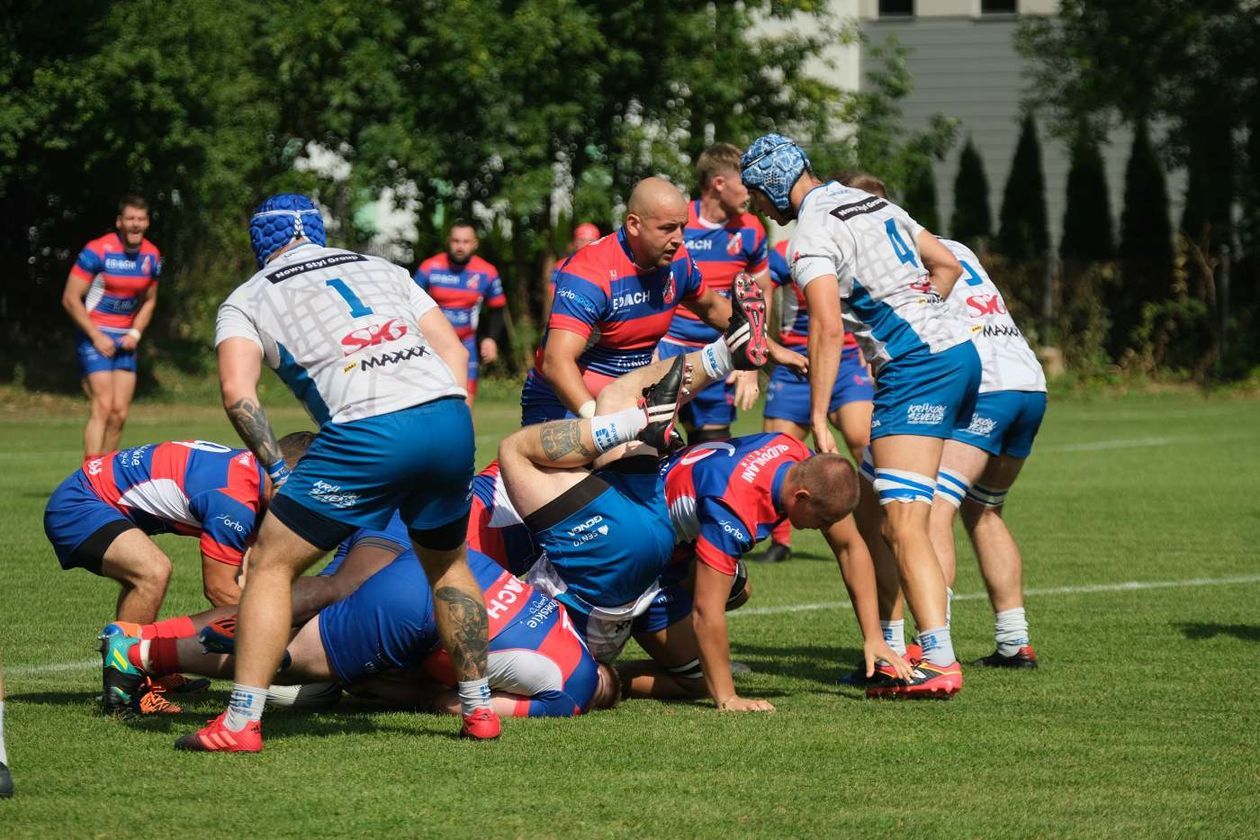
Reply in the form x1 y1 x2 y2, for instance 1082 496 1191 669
730 573 1260 618
8 574 1260 677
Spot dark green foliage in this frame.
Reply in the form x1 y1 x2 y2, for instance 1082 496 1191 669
1112 122 1173 358
901 159 939 232
997 113 1049 261
951 138 992 246
1060 131 1113 262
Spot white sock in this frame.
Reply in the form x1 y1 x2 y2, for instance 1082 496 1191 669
0 700 8 766
918 626 957 667
457 678 491 715
223 683 268 732
590 407 647 453
946 587 954 628
994 607 1030 656
700 339 733 379
881 620 906 656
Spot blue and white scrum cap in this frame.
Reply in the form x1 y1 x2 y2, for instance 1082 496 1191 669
249 193 327 268
740 133 811 214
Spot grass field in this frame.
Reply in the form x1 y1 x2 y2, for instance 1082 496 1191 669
1 387 1258 837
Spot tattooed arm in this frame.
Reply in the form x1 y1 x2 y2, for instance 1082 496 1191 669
218 337 284 475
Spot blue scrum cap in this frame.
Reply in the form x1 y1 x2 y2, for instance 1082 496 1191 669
739 133 811 213
249 194 327 268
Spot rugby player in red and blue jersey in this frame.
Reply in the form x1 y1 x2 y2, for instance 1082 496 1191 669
101 513 618 726
414 222 507 402
522 177 803 426
43 434 310 624
658 143 771 443
62 196 162 457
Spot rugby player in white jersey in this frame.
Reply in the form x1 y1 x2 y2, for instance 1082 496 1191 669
929 239 1047 668
175 194 497 751
742 135 981 698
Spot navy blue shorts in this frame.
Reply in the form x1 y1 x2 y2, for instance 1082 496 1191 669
274 398 474 545
764 343 873 425
951 390 1047 458
75 330 136 377
527 460 675 614
43 471 135 572
870 342 981 441
318 556 438 684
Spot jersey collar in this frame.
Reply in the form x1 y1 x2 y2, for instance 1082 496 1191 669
771 462 792 516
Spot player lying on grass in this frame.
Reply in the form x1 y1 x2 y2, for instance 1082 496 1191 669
101 513 618 734
44 434 310 624
488 292 912 709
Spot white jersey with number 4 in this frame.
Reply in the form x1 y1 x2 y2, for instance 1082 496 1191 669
790 182 971 376
215 243 465 426
939 239 1046 394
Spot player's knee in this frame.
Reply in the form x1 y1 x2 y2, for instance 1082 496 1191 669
107 404 129 429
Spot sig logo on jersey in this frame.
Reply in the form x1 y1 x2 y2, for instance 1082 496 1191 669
341 318 409 356
966 294 1007 317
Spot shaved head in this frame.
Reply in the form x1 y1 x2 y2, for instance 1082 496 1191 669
627 177 688 220
624 177 689 269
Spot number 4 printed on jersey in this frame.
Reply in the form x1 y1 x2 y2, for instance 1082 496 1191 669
883 219 919 268
325 277 374 317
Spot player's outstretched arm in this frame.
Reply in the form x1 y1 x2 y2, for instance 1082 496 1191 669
823 520 914 681
804 274 843 454
693 562 773 712
218 337 286 484
917 230 963 300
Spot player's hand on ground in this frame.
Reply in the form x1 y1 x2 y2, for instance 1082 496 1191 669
717 695 775 712
92 333 117 358
770 343 807 376
732 370 760 410
811 419 839 454
865 640 915 682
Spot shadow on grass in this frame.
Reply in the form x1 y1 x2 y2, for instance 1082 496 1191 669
1176 622 1260 643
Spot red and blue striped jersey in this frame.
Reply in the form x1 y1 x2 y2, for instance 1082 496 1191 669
665 202 768 346
663 433 811 576
413 253 505 341
770 239 856 350
81 440 265 565
536 228 704 379
467 460 539 574
69 232 161 332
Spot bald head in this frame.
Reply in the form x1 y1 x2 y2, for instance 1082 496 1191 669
624 177 688 270
627 177 688 220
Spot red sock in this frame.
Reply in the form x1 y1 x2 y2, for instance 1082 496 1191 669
146 638 182 676
140 616 197 640
771 517 792 547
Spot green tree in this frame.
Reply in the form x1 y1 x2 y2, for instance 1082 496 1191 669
902 159 939 232
1113 121 1173 358
997 113 1049 261
1060 130 1114 262
951 137 992 245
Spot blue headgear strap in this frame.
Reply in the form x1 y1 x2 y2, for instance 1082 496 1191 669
249 194 327 268
740 134 811 215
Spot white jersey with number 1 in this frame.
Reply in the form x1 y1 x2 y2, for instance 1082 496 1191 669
939 239 1046 394
215 243 465 426
789 182 972 376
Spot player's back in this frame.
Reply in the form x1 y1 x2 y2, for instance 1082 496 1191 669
940 239 1046 394
216 243 463 426
792 183 970 373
